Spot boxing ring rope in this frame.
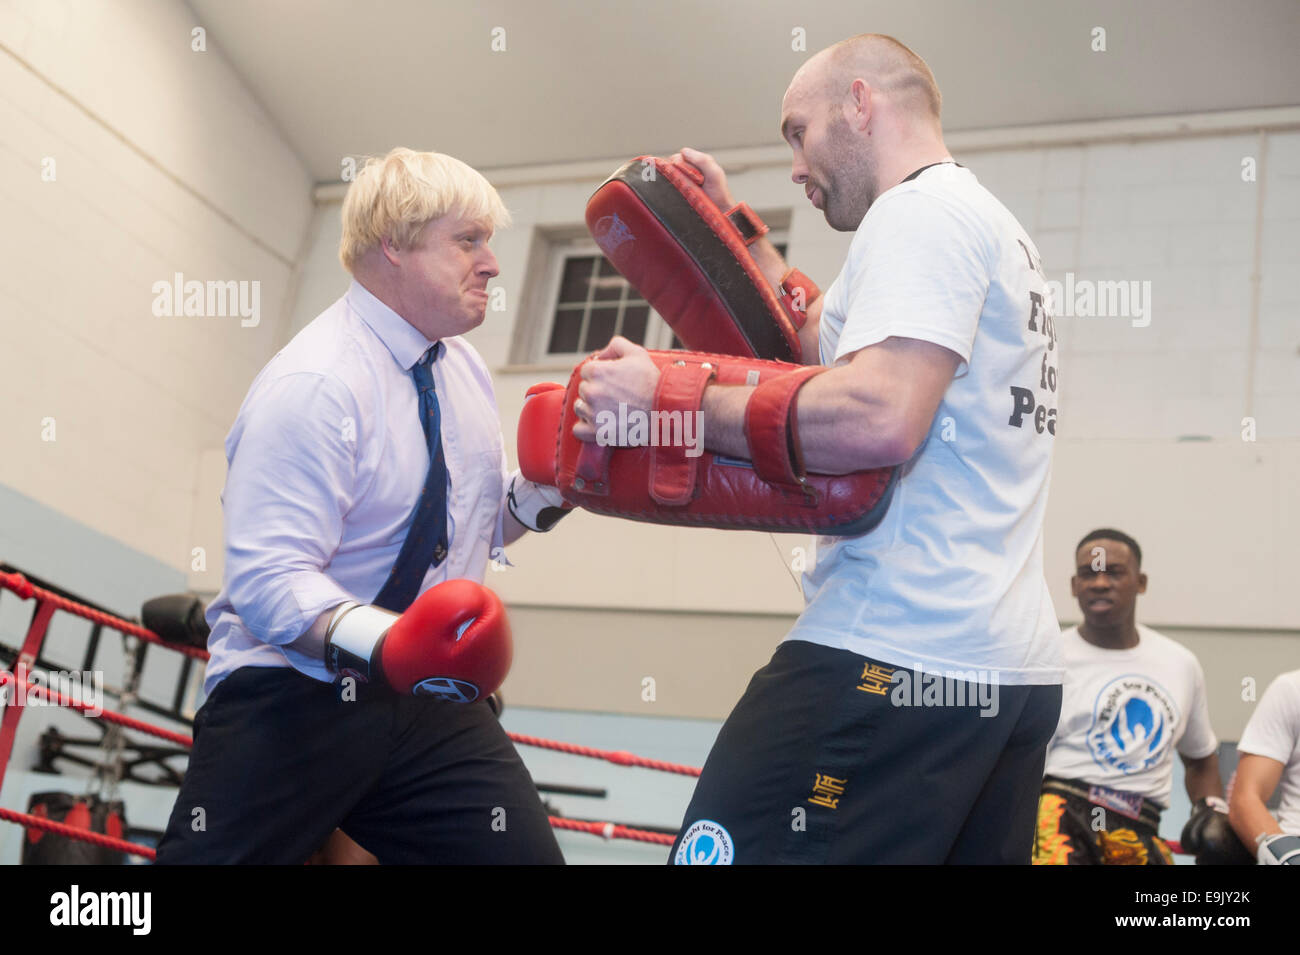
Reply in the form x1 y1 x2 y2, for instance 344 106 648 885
0 670 194 748
548 817 674 845
506 733 701 778
0 570 691 859
0 571 208 661
0 805 158 860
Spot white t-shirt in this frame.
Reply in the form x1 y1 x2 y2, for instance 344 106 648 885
1237 669 1300 834
1043 625 1218 808
790 163 1061 685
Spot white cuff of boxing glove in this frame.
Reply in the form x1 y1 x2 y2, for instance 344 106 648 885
1257 832 1300 865
506 469 570 532
324 601 397 683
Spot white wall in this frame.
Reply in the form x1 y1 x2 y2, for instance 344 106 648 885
0 0 314 576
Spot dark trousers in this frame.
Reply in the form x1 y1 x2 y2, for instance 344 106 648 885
1032 782 1173 865
671 640 1062 864
156 666 563 864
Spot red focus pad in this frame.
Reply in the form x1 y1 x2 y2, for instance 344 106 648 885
517 383 566 485
725 201 769 246
779 268 820 331
380 579 512 702
745 365 826 497
650 359 717 506
586 156 802 363
553 350 898 536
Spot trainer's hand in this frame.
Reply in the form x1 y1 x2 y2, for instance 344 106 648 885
573 336 660 444
671 146 735 211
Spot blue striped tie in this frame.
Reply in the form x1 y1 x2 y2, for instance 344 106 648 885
372 343 449 613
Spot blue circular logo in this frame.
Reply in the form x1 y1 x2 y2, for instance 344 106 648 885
1088 675 1178 774
674 820 734 865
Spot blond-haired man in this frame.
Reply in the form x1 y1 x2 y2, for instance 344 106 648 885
156 148 564 864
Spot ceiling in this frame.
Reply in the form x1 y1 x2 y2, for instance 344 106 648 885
189 0 1300 182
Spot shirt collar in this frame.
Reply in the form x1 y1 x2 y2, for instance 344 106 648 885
346 279 440 371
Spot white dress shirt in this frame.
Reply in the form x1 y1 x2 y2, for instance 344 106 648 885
202 280 509 695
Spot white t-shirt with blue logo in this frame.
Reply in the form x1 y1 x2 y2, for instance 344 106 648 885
1043 625 1218 808
791 163 1061 685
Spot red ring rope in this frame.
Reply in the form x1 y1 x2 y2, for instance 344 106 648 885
0 670 193 747
0 806 156 860
507 733 702 777
0 572 208 661
548 816 675 846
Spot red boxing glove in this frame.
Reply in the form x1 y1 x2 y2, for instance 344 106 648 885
324 579 512 702
517 382 566 485
508 382 573 532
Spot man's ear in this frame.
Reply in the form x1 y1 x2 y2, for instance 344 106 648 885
1069 575 1081 597
1136 572 1148 595
380 236 402 266
849 78 873 130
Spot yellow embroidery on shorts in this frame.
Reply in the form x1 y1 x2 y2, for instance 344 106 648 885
1099 827 1147 865
808 773 847 809
856 662 895 696
1032 793 1073 865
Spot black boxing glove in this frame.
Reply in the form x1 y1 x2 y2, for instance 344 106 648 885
1181 797 1255 865
142 594 210 648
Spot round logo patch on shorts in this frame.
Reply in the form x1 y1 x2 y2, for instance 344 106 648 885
675 819 734 865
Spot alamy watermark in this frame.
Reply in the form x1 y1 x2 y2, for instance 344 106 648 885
0 665 103 717
151 272 260 327
594 402 703 458
1046 272 1151 328
890 662 1001 718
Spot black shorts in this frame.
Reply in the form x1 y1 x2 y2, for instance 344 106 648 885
1033 778 1173 865
670 639 1062 864
155 666 563 864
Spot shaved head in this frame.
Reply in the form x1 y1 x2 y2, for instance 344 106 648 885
780 34 947 228
787 34 941 132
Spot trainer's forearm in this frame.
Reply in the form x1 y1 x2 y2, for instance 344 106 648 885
700 383 753 459
797 296 823 363
796 365 906 472
700 364 906 475
748 236 788 288
748 237 822 364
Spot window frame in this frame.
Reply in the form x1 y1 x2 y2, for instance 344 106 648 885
521 229 790 368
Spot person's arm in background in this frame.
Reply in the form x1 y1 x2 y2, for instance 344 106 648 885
1180 751 1225 802
1179 666 1224 802
673 147 823 363
1227 673 1299 846
1230 754 1286 844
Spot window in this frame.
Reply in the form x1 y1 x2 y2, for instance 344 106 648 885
547 252 658 354
531 235 788 362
